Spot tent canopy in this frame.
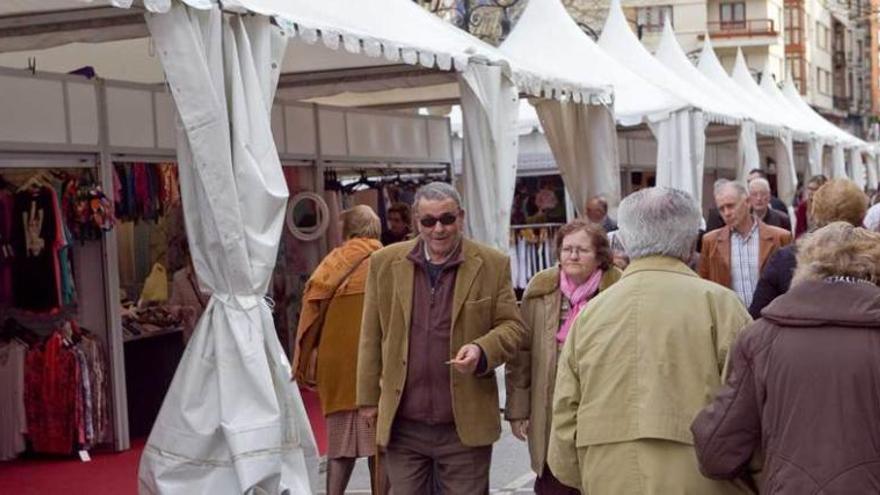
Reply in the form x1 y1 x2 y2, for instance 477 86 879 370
696 37 786 137
653 22 747 126
500 0 683 125
780 78 865 148
597 0 740 126
0 0 607 108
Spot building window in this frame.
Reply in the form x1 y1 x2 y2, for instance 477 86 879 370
784 5 802 45
816 22 828 50
720 2 746 27
636 5 673 32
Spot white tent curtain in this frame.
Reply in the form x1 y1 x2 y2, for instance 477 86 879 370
851 148 867 190
649 110 707 206
139 5 314 494
774 134 797 206
807 140 825 180
459 64 519 251
867 152 879 190
736 121 760 181
532 99 620 215
832 144 847 178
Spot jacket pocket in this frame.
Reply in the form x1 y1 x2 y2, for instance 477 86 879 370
463 297 492 341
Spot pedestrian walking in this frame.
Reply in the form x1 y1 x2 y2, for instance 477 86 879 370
699 180 791 308
292 205 387 495
548 187 752 495
749 178 868 318
356 181 525 494
505 219 622 494
693 222 880 493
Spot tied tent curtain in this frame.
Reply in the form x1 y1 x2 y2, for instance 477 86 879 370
866 152 879 190
831 144 847 178
807 140 825 181
459 64 519 251
533 99 620 215
736 121 760 181
774 134 797 206
650 110 707 206
850 148 867 190
139 5 314 494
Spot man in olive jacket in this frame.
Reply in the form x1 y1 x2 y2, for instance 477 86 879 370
357 182 525 493
548 187 752 494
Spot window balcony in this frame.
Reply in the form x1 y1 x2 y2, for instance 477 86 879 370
705 19 778 38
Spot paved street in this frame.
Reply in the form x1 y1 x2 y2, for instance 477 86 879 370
311 421 536 494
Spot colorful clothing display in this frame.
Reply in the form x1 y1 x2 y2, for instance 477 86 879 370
114 162 179 223
1 323 110 459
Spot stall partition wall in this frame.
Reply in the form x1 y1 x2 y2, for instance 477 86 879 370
0 65 455 451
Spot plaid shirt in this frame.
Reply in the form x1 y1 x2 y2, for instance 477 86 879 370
730 219 761 308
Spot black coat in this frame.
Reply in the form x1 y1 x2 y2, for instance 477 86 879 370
748 245 797 319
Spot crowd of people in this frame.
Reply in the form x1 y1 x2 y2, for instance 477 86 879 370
293 175 880 495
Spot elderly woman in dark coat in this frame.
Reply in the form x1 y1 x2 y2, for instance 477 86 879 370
692 222 880 494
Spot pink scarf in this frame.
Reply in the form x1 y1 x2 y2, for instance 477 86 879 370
557 268 603 343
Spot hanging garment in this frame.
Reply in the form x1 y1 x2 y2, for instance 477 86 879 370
0 190 15 306
11 187 61 312
25 332 79 454
0 340 27 460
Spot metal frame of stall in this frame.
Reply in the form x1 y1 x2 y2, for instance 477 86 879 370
0 65 454 452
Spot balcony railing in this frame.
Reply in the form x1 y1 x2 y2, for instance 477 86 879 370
706 19 777 38
833 96 851 110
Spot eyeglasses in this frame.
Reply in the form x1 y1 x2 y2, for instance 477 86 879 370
560 246 593 257
419 213 458 228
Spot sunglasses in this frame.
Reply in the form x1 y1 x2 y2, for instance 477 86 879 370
419 213 458 228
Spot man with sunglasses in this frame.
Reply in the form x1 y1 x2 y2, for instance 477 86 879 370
357 181 525 494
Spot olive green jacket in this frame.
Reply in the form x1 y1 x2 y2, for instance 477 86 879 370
356 238 526 447
548 256 752 489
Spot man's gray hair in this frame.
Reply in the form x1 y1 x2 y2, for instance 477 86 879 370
413 181 462 212
618 187 702 261
714 179 748 198
748 177 771 193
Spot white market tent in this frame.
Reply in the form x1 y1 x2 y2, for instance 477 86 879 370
597 0 750 205
497 0 686 211
728 51 806 204
0 1 599 493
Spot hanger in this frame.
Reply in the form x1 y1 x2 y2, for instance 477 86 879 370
17 171 53 192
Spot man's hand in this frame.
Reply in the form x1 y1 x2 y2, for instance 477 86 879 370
510 419 529 441
448 343 482 374
359 406 378 428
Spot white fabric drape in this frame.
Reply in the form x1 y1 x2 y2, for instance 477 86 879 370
532 99 620 215
774 134 797 206
139 6 314 494
649 110 707 206
807 140 824 181
831 144 847 178
459 64 519 251
736 121 760 181
851 149 867 190
867 152 879 190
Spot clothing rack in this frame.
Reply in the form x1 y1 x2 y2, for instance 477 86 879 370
509 224 562 291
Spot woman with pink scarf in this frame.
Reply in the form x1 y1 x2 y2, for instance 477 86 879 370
505 219 622 494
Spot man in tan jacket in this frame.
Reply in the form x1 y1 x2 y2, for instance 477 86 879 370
357 182 525 493
549 187 752 494
699 179 792 309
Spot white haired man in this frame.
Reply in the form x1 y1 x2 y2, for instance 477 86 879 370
548 187 753 494
748 177 791 232
699 180 791 308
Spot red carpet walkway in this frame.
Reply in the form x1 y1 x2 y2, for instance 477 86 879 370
0 438 144 495
0 387 327 493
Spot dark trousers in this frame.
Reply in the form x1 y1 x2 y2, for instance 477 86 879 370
535 463 580 495
385 418 491 495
